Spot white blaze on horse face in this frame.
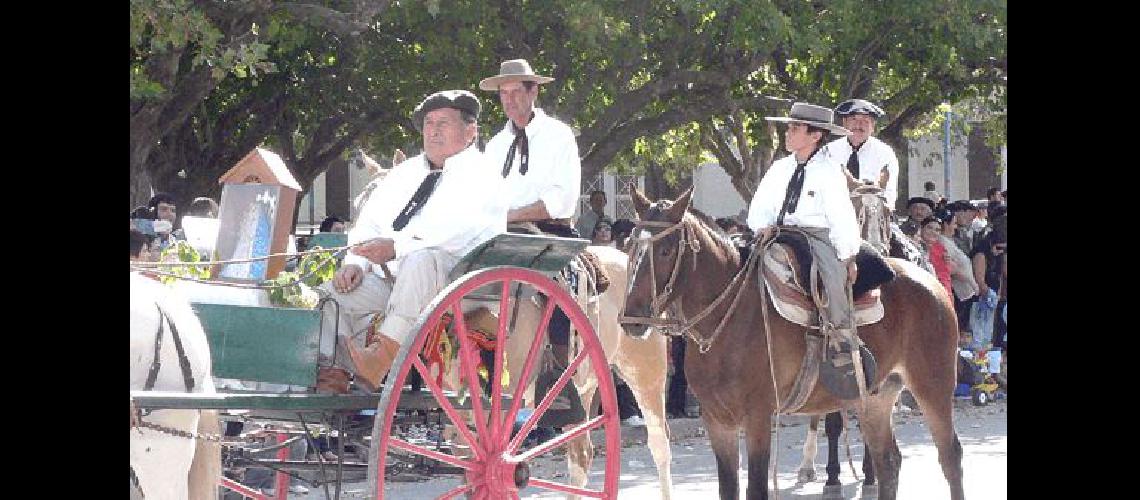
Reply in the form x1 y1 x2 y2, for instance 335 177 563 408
627 235 650 298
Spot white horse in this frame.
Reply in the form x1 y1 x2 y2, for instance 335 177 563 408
130 272 221 500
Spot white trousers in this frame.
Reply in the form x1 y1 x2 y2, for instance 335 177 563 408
318 249 458 369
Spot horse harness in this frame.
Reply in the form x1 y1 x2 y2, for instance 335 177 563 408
131 303 215 498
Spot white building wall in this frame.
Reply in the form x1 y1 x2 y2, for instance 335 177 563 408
907 132 970 202
692 162 748 220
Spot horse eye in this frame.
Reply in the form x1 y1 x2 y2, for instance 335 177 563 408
659 246 672 257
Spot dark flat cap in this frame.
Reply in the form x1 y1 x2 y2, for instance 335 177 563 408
412 90 481 132
907 197 935 210
835 99 885 118
948 200 977 212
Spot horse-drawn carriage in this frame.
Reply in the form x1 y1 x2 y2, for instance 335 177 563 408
131 232 631 499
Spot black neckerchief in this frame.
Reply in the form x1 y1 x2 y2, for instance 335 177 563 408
776 146 823 226
846 138 865 178
501 112 535 177
393 157 444 231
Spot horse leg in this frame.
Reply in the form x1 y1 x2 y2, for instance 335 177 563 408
907 374 966 500
743 412 773 500
858 375 906 500
566 382 598 500
616 338 673 500
706 419 741 500
187 409 222 500
796 415 820 483
822 411 844 499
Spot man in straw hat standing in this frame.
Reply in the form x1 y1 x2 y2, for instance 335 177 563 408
747 102 869 399
479 59 585 424
316 90 506 393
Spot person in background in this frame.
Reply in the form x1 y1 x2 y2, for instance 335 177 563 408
188 197 220 218
147 192 186 251
576 190 611 239
920 216 953 294
611 218 635 250
320 215 348 233
590 219 614 246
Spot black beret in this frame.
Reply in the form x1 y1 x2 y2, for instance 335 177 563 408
835 99 885 118
412 90 481 132
907 197 935 210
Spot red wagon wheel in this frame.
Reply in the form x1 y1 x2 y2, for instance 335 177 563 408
367 266 621 499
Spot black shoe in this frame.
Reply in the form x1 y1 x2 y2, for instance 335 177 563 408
819 342 877 400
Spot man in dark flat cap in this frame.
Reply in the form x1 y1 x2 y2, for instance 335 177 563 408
316 90 506 393
906 196 936 224
828 99 901 211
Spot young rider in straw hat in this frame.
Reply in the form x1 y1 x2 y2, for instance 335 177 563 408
747 102 868 399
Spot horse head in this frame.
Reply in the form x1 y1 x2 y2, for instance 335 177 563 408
620 187 695 339
850 184 891 255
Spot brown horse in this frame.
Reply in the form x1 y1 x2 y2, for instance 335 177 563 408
621 188 964 500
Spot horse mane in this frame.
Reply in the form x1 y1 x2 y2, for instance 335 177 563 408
685 208 741 264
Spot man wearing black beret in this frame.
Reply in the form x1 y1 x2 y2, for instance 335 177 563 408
316 90 507 393
906 196 935 223
828 99 900 211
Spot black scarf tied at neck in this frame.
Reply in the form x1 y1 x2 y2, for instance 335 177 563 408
776 148 822 226
501 122 529 177
392 159 443 231
846 141 863 178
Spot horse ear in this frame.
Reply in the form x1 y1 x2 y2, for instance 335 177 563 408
666 187 694 220
392 149 407 165
632 189 651 216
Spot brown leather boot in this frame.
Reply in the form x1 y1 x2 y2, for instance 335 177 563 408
343 334 401 393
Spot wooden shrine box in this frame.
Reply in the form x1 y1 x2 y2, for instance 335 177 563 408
210 148 302 281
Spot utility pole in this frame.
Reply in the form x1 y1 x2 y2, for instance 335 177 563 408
943 109 952 200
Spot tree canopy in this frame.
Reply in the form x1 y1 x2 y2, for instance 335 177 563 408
130 0 1006 212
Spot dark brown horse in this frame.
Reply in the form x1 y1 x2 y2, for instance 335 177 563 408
621 188 964 500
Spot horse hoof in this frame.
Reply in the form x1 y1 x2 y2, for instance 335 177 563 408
822 484 844 500
861 484 879 498
797 467 817 483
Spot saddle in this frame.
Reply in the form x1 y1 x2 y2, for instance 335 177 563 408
759 232 895 329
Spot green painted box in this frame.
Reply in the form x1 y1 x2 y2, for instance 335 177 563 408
191 302 323 387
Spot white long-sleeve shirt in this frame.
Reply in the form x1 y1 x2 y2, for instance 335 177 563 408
826 135 900 208
345 145 506 275
746 150 862 260
484 108 581 219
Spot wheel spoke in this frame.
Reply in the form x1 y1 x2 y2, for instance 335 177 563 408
502 294 556 444
507 415 606 463
387 437 476 471
488 278 512 444
507 347 589 453
408 356 484 461
526 478 605 498
452 302 491 451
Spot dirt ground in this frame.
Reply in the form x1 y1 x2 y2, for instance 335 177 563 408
283 397 1006 499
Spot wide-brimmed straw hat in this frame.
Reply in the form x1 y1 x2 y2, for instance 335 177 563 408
478 59 555 91
764 102 851 136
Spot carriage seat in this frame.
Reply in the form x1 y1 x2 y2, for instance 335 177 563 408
758 232 895 329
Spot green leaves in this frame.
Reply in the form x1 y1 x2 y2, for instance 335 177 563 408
157 241 210 285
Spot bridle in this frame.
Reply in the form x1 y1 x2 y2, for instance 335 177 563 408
619 209 762 353
619 215 701 333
